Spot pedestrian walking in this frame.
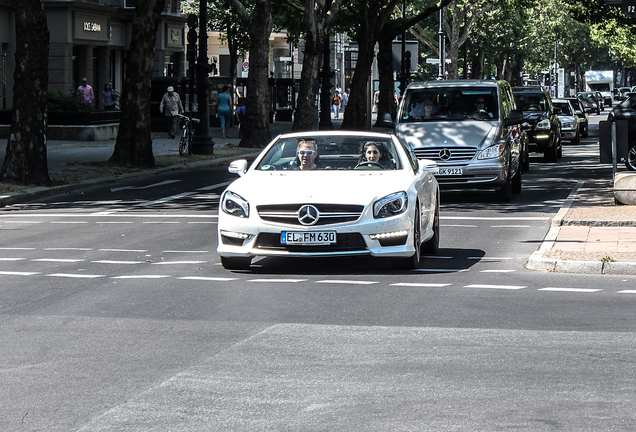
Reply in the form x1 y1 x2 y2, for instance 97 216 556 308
159 86 183 139
102 83 119 110
77 78 94 106
341 88 350 113
217 85 233 138
332 91 341 119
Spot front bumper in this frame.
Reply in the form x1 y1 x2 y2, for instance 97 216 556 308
217 211 417 259
525 130 552 152
432 159 507 189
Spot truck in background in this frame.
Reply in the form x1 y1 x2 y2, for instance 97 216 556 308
584 70 614 107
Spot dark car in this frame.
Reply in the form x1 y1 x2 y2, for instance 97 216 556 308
512 86 562 162
608 95 636 170
565 97 589 138
578 92 601 115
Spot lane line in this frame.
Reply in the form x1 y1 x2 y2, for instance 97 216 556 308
391 282 451 287
91 260 145 265
617 290 636 294
539 287 602 293
0 258 26 261
110 179 181 192
162 250 210 253
248 279 308 283
315 280 378 285
480 269 516 273
44 247 92 251
0 247 36 250
99 249 148 252
464 284 526 290
111 275 171 279
178 276 238 281
46 273 104 278
196 181 232 191
0 271 40 276
151 261 207 265
32 258 85 263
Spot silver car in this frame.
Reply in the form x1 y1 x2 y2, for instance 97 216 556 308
394 80 526 202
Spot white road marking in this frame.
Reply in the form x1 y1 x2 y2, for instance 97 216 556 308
162 250 209 253
44 247 92 251
442 216 550 221
178 276 238 281
133 192 196 207
391 282 451 287
99 249 148 252
0 247 36 250
441 224 478 227
151 261 207 265
196 181 232 191
0 258 26 261
539 287 602 293
91 260 145 265
480 269 516 273
464 284 526 290
46 273 104 278
50 221 89 224
490 225 531 228
0 271 40 276
142 221 181 224
2 220 42 224
110 179 181 192
412 268 469 272
617 290 636 294
315 280 379 285
32 258 85 263
111 275 171 279
248 279 308 283
96 221 135 224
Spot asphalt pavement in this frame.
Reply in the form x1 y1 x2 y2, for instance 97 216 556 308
2 118 636 275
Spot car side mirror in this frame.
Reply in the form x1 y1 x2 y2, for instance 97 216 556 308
575 110 582 115
504 109 524 126
228 159 248 176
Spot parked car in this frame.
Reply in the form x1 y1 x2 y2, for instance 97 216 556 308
607 95 636 171
565 97 589 138
552 99 580 144
393 80 526 202
512 86 562 162
595 91 605 111
617 87 632 101
217 131 441 270
577 92 601 115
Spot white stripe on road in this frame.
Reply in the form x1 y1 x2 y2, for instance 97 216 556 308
0 258 26 261
0 247 36 250
178 276 238 281
196 181 232 191
151 261 207 265
480 269 516 273
46 273 104 278
0 271 40 276
162 250 210 253
91 260 145 265
110 179 181 192
44 247 92 251
464 284 526 290
617 290 636 294
33 258 85 263
111 275 171 279
316 280 379 285
539 287 602 293
391 282 451 287
99 249 148 252
248 279 308 283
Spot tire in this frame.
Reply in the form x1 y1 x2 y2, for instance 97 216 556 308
179 128 190 156
221 256 252 270
573 129 580 145
626 146 636 171
495 171 512 202
522 146 530 172
557 139 563 158
394 204 421 269
582 124 589 138
421 200 440 255
512 168 522 194
544 144 558 163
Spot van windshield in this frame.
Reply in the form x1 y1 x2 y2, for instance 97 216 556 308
400 87 499 122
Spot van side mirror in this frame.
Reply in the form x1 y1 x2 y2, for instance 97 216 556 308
504 109 524 126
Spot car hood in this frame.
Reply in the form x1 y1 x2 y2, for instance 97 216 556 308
224 170 415 206
395 121 498 149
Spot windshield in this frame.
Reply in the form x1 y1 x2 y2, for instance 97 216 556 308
255 135 403 171
578 93 597 102
400 87 499 122
515 93 548 111
553 102 572 115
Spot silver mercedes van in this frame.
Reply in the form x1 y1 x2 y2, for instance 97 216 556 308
394 80 527 201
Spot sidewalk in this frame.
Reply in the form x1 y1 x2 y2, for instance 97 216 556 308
2 120 636 275
526 178 636 275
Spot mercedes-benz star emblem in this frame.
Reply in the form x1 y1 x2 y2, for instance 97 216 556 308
439 148 452 161
298 205 320 226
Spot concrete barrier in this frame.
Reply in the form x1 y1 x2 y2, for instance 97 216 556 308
614 172 636 205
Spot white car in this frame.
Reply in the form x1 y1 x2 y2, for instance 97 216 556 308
217 131 441 270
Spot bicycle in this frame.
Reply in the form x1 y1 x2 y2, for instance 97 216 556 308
177 114 200 156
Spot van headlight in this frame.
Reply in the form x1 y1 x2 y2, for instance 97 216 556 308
478 143 505 160
221 191 249 218
374 191 408 219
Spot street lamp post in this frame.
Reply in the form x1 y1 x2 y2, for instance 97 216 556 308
191 0 215 154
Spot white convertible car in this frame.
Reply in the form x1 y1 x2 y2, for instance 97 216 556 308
217 131 440 270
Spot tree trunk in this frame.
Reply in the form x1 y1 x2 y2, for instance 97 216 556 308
376 35 397 122
109 0 165 168
293 30 323 131
239 0 272 148
1 0 50 186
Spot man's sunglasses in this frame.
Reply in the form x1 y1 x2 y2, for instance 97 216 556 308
298 150 315 156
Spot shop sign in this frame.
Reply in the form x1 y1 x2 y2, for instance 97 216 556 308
74 14 109 42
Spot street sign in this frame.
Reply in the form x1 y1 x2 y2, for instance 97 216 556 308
426 58 440 64
242 61 249 71
623 0 636 17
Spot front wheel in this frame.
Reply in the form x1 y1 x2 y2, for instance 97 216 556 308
221 256 252 270
421 201 439 255
495 172 512 202
626 146 636 171
393 204 421 269
179 129 189 156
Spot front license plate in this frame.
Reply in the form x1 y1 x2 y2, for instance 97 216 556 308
281 231 336 245
437 167 463 176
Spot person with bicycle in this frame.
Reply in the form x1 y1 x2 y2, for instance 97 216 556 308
160 86 184 139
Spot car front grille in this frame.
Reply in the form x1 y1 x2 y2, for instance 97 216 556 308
413 147 477 163
255 233 367 252
257 204 364 226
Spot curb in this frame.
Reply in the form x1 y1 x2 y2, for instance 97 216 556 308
526 180 636 275
0 151 261 208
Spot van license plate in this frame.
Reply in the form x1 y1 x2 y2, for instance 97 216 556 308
437 168 463 176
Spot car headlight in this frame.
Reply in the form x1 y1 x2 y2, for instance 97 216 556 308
478 143 505 160
374 191 408 219
536 119 551 130
221 191 249 218
561 120 574 129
